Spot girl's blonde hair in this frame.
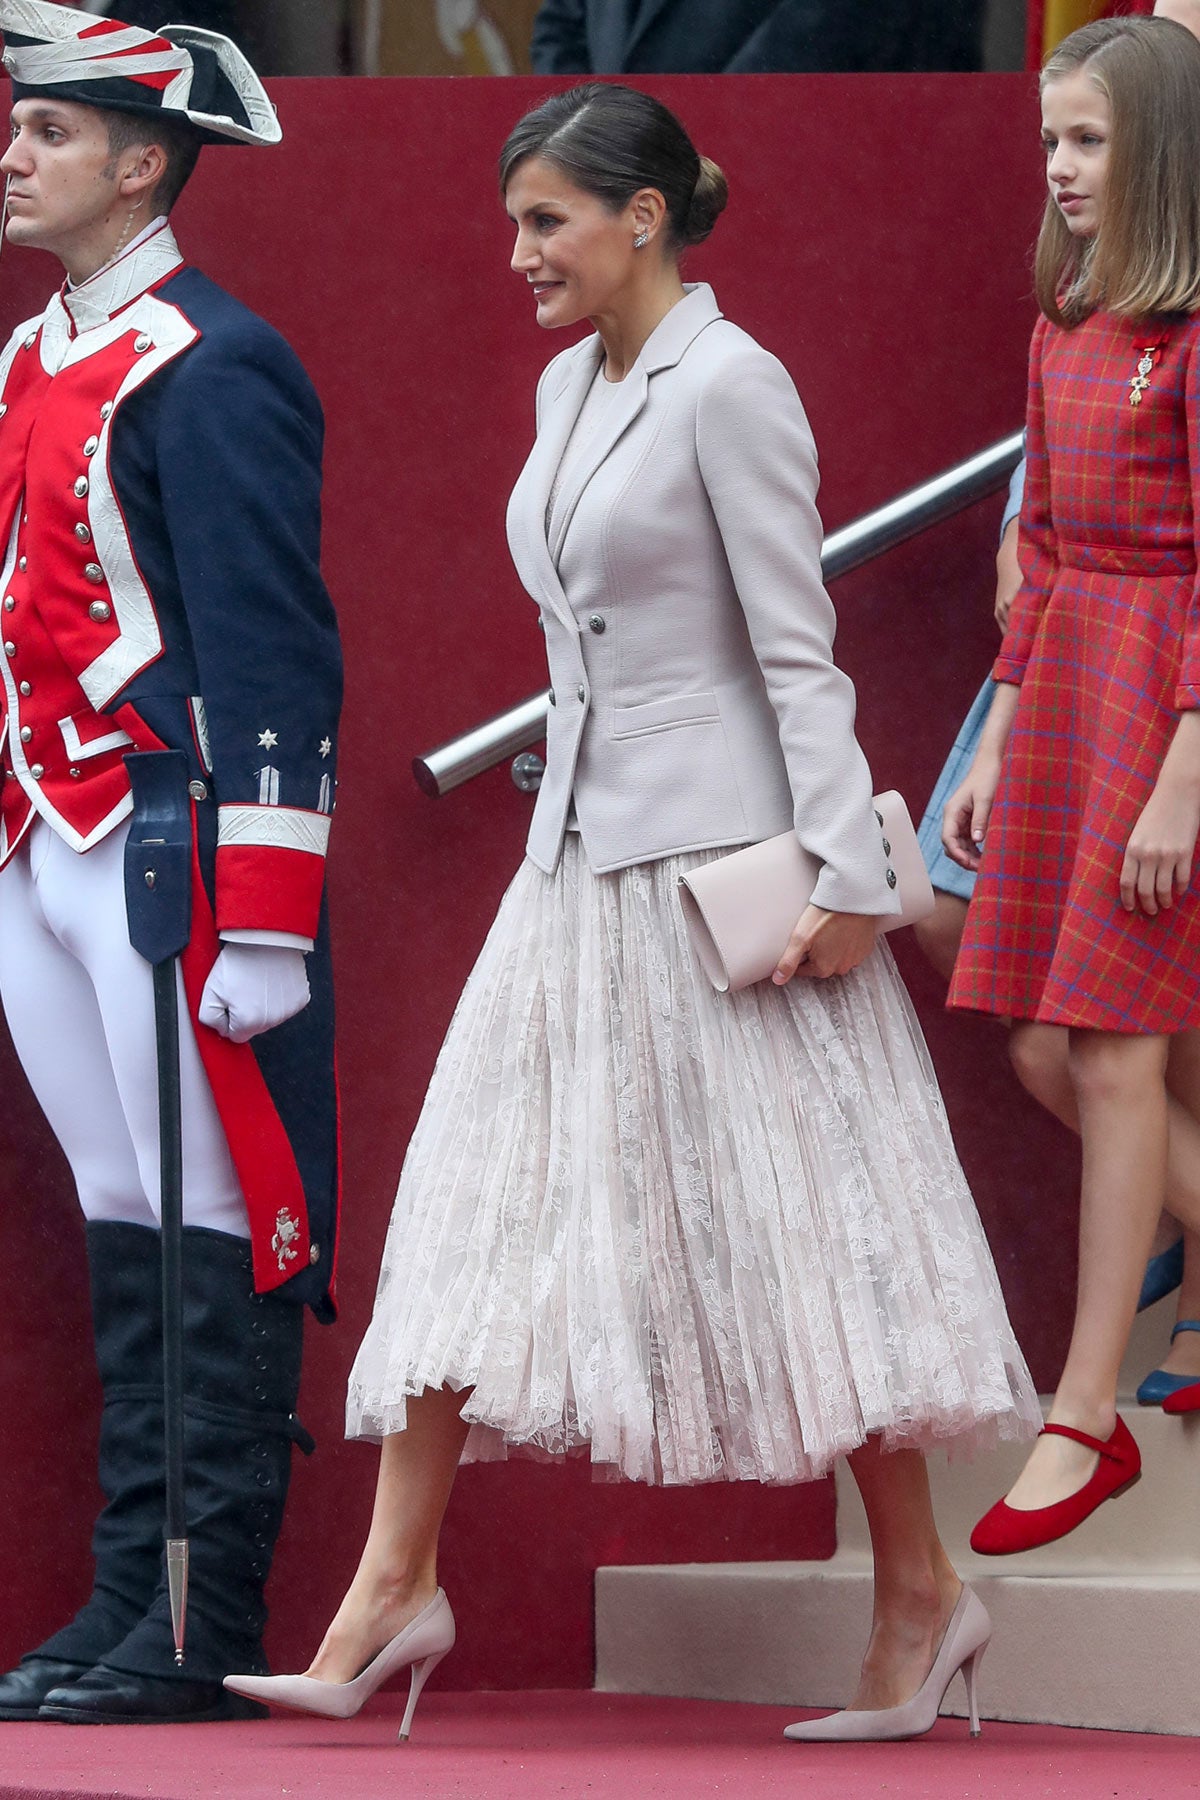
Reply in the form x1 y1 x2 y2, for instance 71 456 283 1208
1036 16 1200 326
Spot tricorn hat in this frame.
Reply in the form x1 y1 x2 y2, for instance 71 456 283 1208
0 0 281 145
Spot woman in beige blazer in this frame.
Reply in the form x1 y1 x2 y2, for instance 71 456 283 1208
227 83 1037 1744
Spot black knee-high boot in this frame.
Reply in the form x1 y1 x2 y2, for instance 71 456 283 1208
40 1228 313 1725
0 1222 167 1721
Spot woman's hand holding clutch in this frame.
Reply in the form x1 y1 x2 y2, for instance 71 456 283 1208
774 905 878 982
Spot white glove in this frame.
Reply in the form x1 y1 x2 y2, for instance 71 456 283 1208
198 943 310 1044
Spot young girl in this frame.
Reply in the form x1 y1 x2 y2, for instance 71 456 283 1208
946 13 1200 1549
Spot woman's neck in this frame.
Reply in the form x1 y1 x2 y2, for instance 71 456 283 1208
591 269 688 382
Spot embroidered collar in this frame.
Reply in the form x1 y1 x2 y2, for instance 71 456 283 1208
58 218 183 334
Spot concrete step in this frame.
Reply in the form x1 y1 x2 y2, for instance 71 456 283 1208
595 1555 1200 1735
596 1289 1200 1734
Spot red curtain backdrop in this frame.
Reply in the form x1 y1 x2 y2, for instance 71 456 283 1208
0 73 1073 1689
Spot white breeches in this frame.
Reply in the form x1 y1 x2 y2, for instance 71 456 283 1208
0 817 249 1235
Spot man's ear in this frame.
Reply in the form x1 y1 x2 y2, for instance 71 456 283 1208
118 141 168 204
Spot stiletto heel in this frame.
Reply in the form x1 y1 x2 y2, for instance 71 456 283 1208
962 1643 985 1738
399 1648 448 1742
223 1589 455 1735
783 1585 991 1742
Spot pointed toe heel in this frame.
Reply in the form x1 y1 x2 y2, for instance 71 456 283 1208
782 1585 991 1743
223 1588 455 1737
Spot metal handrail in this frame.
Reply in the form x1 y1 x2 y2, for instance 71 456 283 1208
412 429 1024 798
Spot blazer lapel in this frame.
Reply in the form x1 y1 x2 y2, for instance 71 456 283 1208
508 336 602 629
546 363 648 566
508 288 724 624
546 287 724 564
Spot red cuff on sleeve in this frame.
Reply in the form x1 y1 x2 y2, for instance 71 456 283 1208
215 845 325 941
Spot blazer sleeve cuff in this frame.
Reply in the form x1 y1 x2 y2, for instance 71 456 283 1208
810 863 902 918
215 804 330 940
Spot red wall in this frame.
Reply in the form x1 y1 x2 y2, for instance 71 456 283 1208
0 74 1080 1691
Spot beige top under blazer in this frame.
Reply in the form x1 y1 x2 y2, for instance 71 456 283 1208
506 283 898 919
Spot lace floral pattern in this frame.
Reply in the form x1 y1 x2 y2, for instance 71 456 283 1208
346 841 1040 1483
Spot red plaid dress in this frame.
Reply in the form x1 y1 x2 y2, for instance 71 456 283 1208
951 308 1200 1033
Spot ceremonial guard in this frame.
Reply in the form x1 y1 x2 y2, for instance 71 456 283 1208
0 1 341 1723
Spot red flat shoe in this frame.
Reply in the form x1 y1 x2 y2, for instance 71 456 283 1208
969 1417 1141 1555
1162 1381 1200 1415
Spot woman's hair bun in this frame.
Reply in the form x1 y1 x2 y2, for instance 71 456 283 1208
685 156 729 246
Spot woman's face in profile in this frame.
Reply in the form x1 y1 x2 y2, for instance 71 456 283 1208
506 155 640 330
1041 69 1112 238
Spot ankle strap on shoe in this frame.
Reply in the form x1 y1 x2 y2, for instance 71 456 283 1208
1039 1421 1122 1459
1170 1319 1200 1340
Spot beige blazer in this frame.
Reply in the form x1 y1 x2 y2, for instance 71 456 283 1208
505 283 898 918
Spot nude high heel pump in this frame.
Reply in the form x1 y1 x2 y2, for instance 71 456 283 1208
223 1589 454 1742
783 1584 990 1743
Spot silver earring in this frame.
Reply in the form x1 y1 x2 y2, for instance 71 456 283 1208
634 230 648 249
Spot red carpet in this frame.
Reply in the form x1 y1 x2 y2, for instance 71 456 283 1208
0 1692 1196 1800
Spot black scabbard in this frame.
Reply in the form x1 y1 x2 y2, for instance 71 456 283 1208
123 749 195 1665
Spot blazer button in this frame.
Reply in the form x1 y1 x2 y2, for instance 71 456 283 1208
548 688 556 707
18 681 30 697
84 563 104 585
18 556 26 572
74 476 89 499
588 614 606 634
188 779 208 801
19 726 31 743
4 642 15 657
576 685 586 703
100 401 114 420
309 1244 321 1265
3 597 13 612
75 522 92 544
886 868 898 889
29 764 44 779
88 601 112 622
134 334 152 353
83 435 99 457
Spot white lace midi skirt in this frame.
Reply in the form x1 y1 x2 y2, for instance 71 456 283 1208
346 839 1039 1483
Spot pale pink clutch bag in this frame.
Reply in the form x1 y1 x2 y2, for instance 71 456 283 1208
677 790 935 993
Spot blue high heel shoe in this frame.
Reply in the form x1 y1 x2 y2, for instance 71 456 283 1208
1137 1320 1200 1406
1137 1237 1185 1312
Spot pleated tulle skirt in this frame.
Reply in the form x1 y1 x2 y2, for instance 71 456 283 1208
346 839 1039 1484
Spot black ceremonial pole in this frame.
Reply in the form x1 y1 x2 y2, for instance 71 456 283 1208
123 749 195 1665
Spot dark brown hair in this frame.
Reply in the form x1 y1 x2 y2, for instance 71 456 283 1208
103 109 202 214
1036 16 1200 325
499 83 727 251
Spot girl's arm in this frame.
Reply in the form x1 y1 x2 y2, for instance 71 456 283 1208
1121 332 1200 915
